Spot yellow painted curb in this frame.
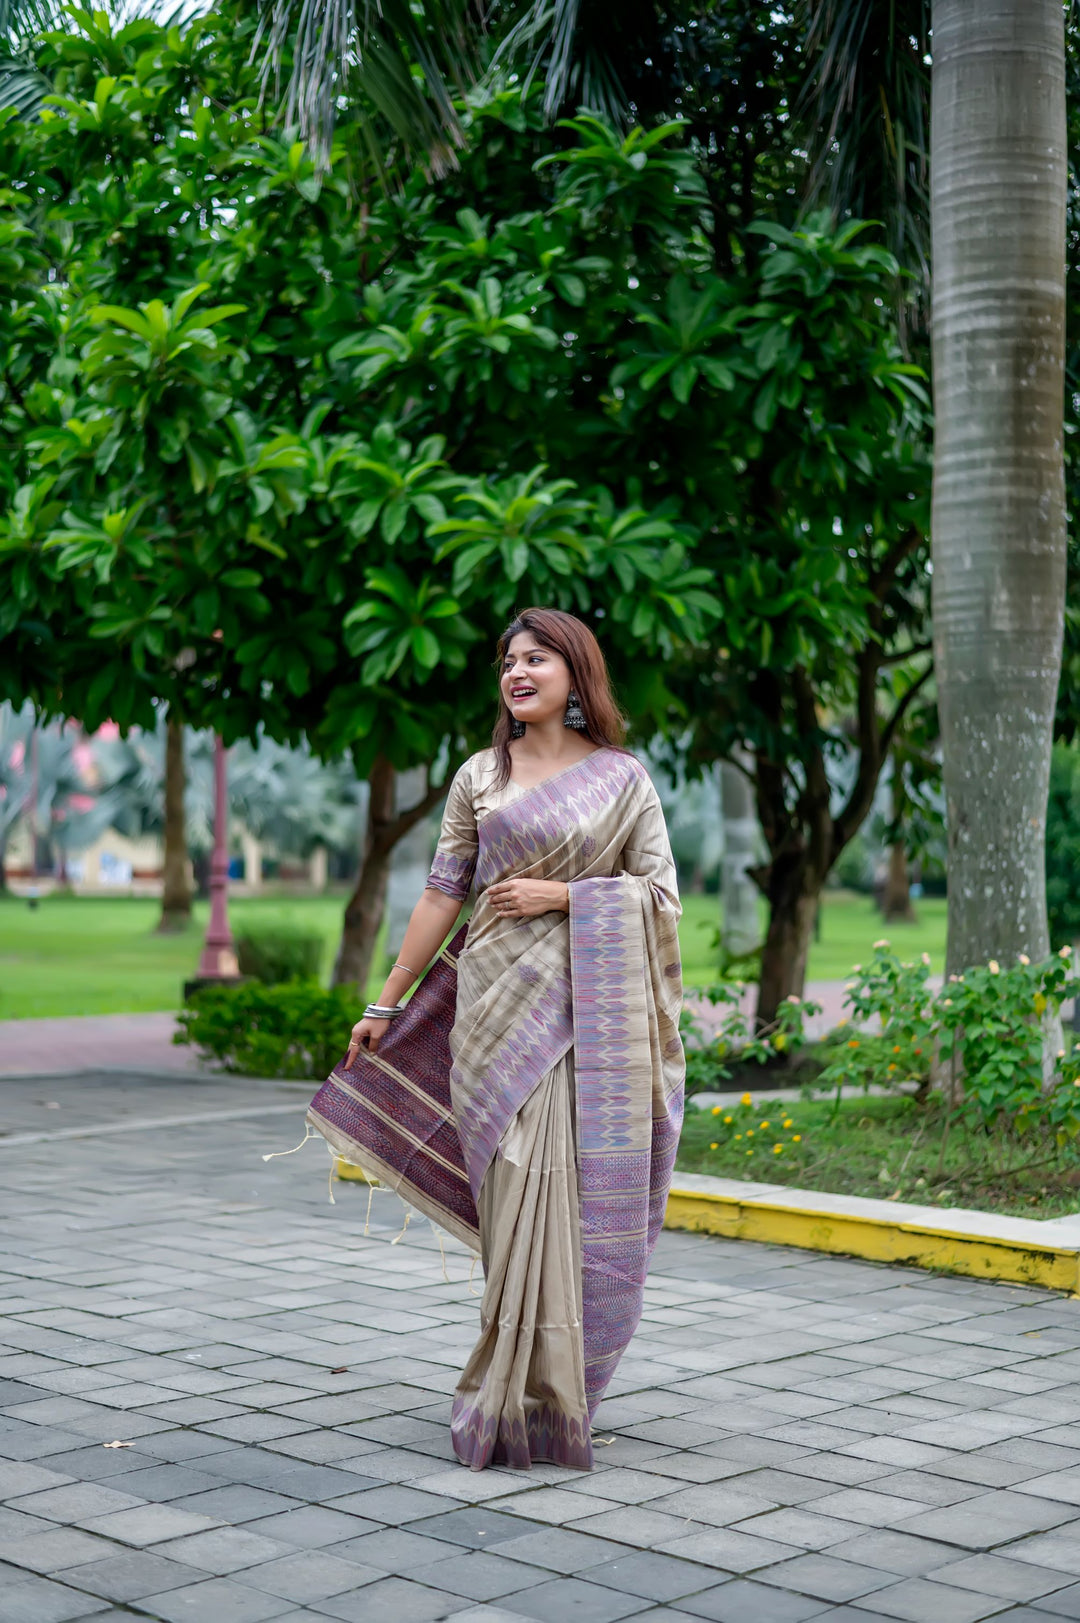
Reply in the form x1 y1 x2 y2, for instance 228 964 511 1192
336 1157 1080 1292
664 1184 1080 1292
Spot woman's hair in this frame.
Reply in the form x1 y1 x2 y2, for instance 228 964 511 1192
491 607 627 787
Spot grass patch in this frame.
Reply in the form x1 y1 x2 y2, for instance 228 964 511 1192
675 1089 1080 1220
677 890 947 985
0 886 948 1021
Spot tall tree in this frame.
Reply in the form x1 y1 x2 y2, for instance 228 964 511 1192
931 0 1068 975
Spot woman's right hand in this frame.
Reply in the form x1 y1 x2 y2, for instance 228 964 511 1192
346 1016 391 1066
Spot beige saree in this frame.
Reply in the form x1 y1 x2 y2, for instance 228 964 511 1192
307 746 684 1471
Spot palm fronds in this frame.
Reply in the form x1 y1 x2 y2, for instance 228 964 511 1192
796 0 931 284
252 0 486 174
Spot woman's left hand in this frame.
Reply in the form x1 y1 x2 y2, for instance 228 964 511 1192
486 878 569 919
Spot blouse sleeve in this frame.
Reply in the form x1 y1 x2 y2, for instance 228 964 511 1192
425 760 479 902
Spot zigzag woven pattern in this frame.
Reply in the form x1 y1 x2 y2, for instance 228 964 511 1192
475 752 648 889
571 875 675 1410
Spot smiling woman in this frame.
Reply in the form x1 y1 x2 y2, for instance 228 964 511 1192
303 607 686 1472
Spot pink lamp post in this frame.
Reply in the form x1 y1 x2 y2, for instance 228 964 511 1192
196 735 239 979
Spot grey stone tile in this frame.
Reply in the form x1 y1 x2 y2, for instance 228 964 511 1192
932 1553 1075 1601
733 1508 864 1550
657 1526 801 1571
409 1549 552 1602
170 1484 302 1522
136 1575 295 1621
0 1574 109 1622
897 1493 1077 1551
332 1525 460 1569
581 1549 719 1602
151 1525 294 1575
0 1526 114 1574
411 1507 550 1549
571 1507 713 1549
6 1484 143 1523
0 1461 73 1499
241 1548 382 1602
822 1530 958 1578
759 1554 897 1603
856 1576 1010 1622
1034 1581 1080 1616
674 1579 830 1621
317 1574 472 1621
79 1504 220 1547
495 1576 651 1622
56 1550 210 1602
646 1482 781 1525
243 1504 381 1548
327 1483 458 1523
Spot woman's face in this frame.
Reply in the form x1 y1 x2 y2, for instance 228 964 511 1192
500 632 572 730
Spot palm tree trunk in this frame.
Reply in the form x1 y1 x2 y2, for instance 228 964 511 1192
931 0 1067 975
157 715 192 933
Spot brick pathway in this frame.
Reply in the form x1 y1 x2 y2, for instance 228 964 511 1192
3 1072 1080 1621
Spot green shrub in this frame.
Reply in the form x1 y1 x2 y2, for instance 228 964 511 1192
175 980 361 1078
680 984 822 1097
234 923 324 986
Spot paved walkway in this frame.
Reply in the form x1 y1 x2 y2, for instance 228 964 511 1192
4 1072 1080 1622
0 981 857 1079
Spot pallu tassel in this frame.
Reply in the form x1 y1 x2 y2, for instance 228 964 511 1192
261 1124 315 1163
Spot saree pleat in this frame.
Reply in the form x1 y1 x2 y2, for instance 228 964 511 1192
306 747 684 1472
451 1053 592 1470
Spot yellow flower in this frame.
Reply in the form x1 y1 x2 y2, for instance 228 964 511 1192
741 1092 752 1106
847 1039 860 1049
793 1134 802 1142
746 1148 754 1156
724 1115 733 1124
773 1033 787 1051
1034 993 1048 1015
760 1120 770 1129
888 1063 897 1072
746 1129 755 1137
710 1142 718 1150
711 1105 722 1116
835 1016 848 1028
735 1134 742 1141
773 1144 783 1154
782 1118 793 1128
892 1045 901 1054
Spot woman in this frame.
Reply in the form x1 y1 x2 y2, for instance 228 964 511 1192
306 607 684 1471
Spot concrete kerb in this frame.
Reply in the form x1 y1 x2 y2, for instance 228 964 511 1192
664 1170 1080 1293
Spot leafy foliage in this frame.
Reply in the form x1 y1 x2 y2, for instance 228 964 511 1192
175 977 362 1077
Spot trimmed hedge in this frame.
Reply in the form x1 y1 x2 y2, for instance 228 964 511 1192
175 979 361 1079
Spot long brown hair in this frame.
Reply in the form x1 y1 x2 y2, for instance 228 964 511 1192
491 607 628 787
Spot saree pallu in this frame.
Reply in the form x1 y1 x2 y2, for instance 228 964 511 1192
307 747 685 1471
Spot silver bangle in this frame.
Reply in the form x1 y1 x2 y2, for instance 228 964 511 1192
364 1003 406 1019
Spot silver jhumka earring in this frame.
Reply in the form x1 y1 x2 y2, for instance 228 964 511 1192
564 692 587 730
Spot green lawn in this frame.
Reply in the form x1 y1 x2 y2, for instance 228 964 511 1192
678 890 947 985
0 887 948 1020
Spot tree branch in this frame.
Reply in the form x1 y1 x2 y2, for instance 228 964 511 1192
870 525 925 602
